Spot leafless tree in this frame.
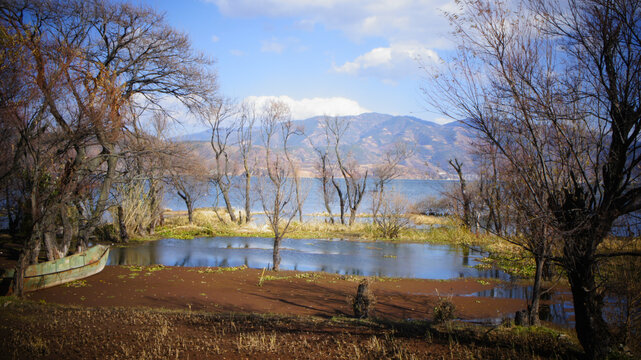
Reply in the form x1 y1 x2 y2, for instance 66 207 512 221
236 101 257 223
281 114 306 222
448 159 473 230
259 100 297 271
202 97 238 223
374 192 411 239
427 0 641 357
372 142 414 218
312 143 337 223
324 116 368 226
166 144 209 224
1 0 217 296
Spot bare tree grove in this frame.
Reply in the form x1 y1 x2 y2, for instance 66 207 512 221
427 0 641 357
0 0 217 296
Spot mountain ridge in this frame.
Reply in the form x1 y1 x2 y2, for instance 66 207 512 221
179 113 475 179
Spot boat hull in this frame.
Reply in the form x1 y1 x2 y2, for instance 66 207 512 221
3 245 110 292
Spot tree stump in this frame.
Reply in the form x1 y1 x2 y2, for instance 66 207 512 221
353 279 375 319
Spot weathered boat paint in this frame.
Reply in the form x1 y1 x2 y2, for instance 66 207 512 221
3 245 110 292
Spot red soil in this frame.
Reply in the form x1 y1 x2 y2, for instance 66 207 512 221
24 265 527 322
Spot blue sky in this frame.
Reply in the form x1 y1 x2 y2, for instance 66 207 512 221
141 0 457 130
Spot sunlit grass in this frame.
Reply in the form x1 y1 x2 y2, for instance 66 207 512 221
138 208 458 244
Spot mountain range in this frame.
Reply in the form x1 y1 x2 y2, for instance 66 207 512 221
179 113 475 179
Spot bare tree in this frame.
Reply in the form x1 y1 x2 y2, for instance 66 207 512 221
324 116 368 226
374 192 411 239
281 114 306 222
166 145 209 224
202 98 238 223
312 144 337 223
372 142 414 218
427 0 641 357
1 0 217 296
448 159 473 230
236 101 257 223
259 100 297 271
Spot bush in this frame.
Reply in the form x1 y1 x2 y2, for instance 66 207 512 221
373 192 410 239
432 296 456 324
93 224 119 243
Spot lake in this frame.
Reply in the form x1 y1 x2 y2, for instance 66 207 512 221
164 178 456 215
108 236 574 326
109 236 504 280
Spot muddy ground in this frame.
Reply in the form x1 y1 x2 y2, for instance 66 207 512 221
0 264 582 359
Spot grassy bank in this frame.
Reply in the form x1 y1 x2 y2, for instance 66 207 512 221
133 208 494 246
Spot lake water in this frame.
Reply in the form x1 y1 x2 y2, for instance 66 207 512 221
108 236 573 326
164 178 456 215
109 236 505 280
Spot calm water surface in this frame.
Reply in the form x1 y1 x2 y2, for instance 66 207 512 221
108 236 574 326
109 236 504 280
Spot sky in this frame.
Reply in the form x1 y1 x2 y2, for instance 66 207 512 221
139 0 458 132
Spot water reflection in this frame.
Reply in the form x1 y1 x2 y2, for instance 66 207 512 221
108 236 511 280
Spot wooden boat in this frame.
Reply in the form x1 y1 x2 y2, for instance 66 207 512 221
2 244 110 292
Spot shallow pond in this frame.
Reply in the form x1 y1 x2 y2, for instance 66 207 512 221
109 236 506 280
108 236 574 326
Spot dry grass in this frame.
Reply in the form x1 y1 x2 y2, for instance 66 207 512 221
0 297 584 360
152 208 478 246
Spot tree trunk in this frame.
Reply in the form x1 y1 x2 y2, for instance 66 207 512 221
321 180 334 224
244 173 252 223
348 209 357 226
12 250 29 297
372 184 384 219
566 251 610 359
29 238 41 264
13 225 41 297
219 186 237 223
449 159 471 229
529 255 545 326
272 235 282 271
43 230 57 261
117 205 129 243
42 210 64 260
186 199 194 224
294 175 303 223
59 204 72 256
76 223 90 253
333 180 346 225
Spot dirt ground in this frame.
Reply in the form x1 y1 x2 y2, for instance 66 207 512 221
22 265 529 321
0 265 582 359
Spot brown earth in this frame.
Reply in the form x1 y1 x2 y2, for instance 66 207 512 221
1 265 582 359
23 265 527 321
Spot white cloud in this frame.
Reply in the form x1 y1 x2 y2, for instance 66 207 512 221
333 42 440 82
207 0 456 47
261 39 286 54
211 35 220 43
244 95 370 119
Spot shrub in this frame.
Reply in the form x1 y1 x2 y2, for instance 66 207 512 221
373 193 410 239
432 296 456 324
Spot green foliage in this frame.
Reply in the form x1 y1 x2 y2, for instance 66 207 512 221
474 251 536 278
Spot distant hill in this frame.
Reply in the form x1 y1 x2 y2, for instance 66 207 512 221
179 113 475 179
